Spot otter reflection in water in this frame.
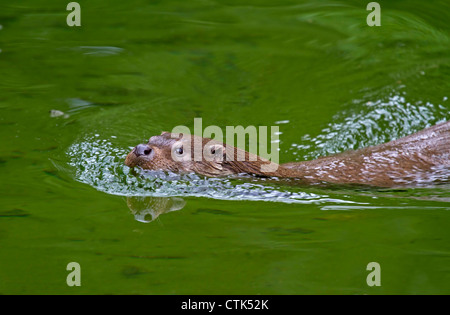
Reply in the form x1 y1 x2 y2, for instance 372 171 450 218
125 121 450 188
127 196 186 223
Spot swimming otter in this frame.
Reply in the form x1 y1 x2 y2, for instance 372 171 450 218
125 121 450 187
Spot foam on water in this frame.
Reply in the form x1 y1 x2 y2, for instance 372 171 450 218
289 93 448 160
67 136 356 205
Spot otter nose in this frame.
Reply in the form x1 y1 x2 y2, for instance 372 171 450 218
134 144 152 157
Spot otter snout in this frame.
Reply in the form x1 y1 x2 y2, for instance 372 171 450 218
134 144 152 157
125 143 154 167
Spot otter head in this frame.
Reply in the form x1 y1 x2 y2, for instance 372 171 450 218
125 132 280 177
125 132 235 176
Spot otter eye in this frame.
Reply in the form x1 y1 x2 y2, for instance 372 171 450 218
210 144 223 156
175 146 184 155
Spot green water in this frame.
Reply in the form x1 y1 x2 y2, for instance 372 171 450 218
1 0 449 294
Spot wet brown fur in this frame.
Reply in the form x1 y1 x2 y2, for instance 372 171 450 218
125 121 450 187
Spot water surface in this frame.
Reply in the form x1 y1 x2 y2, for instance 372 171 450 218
0 0 449 294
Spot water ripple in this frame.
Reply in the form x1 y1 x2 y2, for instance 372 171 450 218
289 93 448 160
67 136 356 205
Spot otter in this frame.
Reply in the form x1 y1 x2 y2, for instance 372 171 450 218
125 121 450 188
